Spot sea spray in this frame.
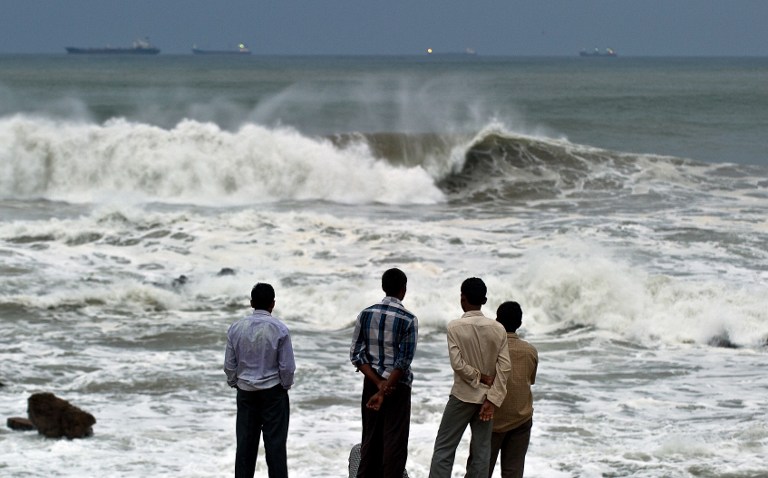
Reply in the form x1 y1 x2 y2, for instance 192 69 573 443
0 116 444 205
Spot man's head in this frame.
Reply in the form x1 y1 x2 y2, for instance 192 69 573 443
251 282 275 311
496 301 523 333
382 268 407 300
460 277 487 310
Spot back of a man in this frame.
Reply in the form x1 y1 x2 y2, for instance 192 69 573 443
350 268 418 478
224 282 295 478
429 277 511 478
489 301 538 478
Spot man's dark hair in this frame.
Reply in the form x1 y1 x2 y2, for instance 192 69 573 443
496 301 523 332
382 268 407 297
251 282 275 310
461 277 487 306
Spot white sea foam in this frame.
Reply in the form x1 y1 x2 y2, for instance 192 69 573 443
2 204 766 348
0 115 444 205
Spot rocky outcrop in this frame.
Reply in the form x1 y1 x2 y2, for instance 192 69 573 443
27 392 96 439
7 416 35 431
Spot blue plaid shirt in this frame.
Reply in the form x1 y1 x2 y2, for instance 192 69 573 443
350 296 418 387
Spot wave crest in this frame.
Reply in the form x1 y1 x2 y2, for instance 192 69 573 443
0 115 444 205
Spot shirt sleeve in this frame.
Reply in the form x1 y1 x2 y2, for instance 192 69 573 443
486 334 512 407
530 348 539 385
349 313 369 368
393 317 417 371
223 329 238 387
447 325 481 388
278 332 296 389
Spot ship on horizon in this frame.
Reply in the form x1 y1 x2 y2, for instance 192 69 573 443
579 47 617 57
192 43 251 55
65 38 160 55
424 47 478 57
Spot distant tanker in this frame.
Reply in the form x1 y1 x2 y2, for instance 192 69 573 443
66 38 160 55
579 48 617 57
192 43 251 55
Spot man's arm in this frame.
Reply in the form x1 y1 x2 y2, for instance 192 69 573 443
447 326 482 387
530 347 539 385
392 317 417 382
278 332 296 389
223 331 238 387
357 363 384 387
350 313 371 368
485 334 511 407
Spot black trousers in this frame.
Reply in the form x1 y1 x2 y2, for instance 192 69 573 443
489 418 533 478
358 377 411 478
235 385 290 478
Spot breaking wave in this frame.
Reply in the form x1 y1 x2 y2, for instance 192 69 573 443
2 115 763 206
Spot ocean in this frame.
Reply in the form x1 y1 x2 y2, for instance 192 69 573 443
0 54 766 477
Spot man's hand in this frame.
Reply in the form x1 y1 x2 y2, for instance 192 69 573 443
378 376 400 396
366 392 385 411
377 380 394 395
479 399 495 421
480 374 495 387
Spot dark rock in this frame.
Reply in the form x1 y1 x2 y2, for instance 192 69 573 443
708 334 738 349
171 274 188 288
27 392 96 439
7 416 36 431
217 268 236 276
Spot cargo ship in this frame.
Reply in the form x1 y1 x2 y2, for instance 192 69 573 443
192 43 251 55
579 48 617 57
65 38 160 55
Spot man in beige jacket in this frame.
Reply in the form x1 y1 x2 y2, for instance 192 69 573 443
428 277 512 478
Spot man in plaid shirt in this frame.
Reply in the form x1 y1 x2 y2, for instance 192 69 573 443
350 268 418 478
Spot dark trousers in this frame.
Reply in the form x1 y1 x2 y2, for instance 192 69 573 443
358 377 411 478
235 385 290 478
488 418 533 478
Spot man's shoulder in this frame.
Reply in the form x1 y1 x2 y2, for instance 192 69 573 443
447 313 479 328
362 300 416 320
265 315 291 333
231 313 290 334
451 312 499 327
511 336 538 355
522 339 538 355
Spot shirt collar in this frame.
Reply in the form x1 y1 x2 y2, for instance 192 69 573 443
382 296 404 306
461 310 486 319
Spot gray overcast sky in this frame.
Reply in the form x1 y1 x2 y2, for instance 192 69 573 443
2 0 767 56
